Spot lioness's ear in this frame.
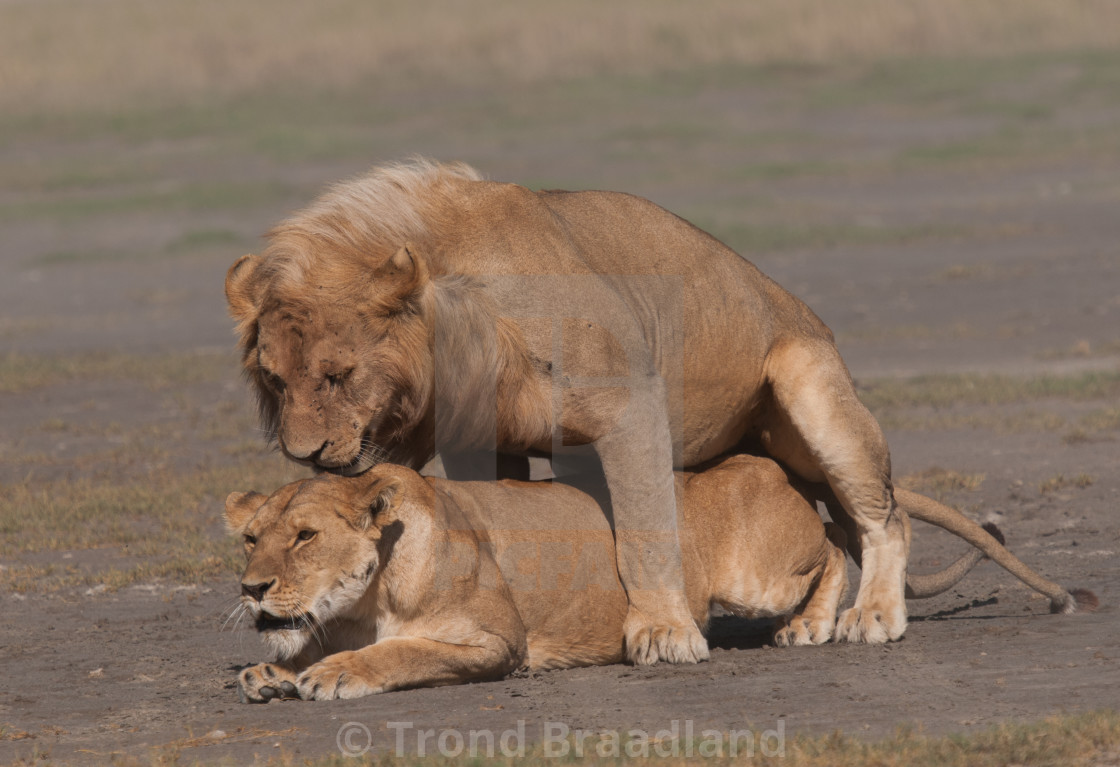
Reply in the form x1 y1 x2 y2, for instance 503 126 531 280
224 490 268 534
375 243 429 306
225 254 262 321
354 477 403 533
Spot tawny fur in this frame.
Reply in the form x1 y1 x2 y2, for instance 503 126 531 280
226 455 1090 702
225 159 911 660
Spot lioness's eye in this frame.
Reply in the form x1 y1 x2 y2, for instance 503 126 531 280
296 529 317 542
243 534 257 546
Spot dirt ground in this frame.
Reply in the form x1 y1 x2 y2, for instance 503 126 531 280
2 48 1120 764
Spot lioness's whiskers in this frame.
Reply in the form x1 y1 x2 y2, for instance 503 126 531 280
295 596 326 649
218 600 248 633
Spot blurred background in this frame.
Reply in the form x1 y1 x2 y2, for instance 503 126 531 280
2 0 1119 589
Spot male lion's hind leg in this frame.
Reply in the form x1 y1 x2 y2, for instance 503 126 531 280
762 338 910 644
239 663 300 704
774 522 850 647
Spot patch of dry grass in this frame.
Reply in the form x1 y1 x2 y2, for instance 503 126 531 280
4 1 1120 116
122 710 1120 766
0 457 308 592
897 467 985 500
1039 473 1095 495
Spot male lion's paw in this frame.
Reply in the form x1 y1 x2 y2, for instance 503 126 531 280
296 653 384 701
773 617 833 647
834 604 906 644
238 663 299 704
624 612 709 666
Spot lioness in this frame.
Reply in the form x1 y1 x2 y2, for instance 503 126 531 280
226 456 1093 702
225 159 908 662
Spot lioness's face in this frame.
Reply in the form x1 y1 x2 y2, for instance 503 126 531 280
225 476 389 660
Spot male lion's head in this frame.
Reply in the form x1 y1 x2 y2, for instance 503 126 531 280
225 241 435 475
224 465 428 659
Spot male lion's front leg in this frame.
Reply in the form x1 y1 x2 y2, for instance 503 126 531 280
594 375 708 665
295 636 520 700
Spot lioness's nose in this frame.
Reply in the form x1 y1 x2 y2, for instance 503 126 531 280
241 579 275 602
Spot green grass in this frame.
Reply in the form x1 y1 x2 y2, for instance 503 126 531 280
0 178 303 223
30 228 256 266
876 408 1070 435
0 350 238 393
858 370 1120 411
700 220 961 256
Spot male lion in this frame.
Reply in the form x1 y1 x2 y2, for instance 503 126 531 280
226 159 906 662
226 457 1094 702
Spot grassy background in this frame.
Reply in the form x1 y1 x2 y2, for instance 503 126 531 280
1 2 1119 761
5 0 1120 115
2 0 1118 603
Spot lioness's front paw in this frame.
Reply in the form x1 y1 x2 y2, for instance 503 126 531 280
296 653 384 700
834 604 906 644
624 612 709 666
238 663 299 704
773 616 833 647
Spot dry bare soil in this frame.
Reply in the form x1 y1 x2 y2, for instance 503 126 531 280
1 16 1119 764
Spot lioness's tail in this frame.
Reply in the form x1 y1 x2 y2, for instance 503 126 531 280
896 488 1099 614
903 521 1003 599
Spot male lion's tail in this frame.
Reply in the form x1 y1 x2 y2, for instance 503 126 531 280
902 520 1004 599
895 488 1098 613
814 486 1098 613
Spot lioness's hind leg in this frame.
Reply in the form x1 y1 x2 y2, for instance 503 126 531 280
774 523 849 646
762 338 910 644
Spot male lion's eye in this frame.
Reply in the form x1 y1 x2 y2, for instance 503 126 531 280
262 371 286 393
325 369 352 391
296 529 317 542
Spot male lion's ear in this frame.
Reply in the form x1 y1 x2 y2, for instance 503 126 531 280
224 490 268 534
375 243 430 306
225 254 262 321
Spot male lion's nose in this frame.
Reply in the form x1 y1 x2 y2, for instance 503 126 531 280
241 579 275 602
284 439 329 464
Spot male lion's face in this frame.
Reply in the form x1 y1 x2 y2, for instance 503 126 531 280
227 245 433 476
224 473 400 660
255 306 413 475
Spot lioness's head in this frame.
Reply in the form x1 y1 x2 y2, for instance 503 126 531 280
224 465 429 659
225 242 434 475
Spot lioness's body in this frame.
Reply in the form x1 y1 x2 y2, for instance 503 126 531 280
226 160 906 660
228 453 1092 702
440 455 848 668
228 455 849 701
